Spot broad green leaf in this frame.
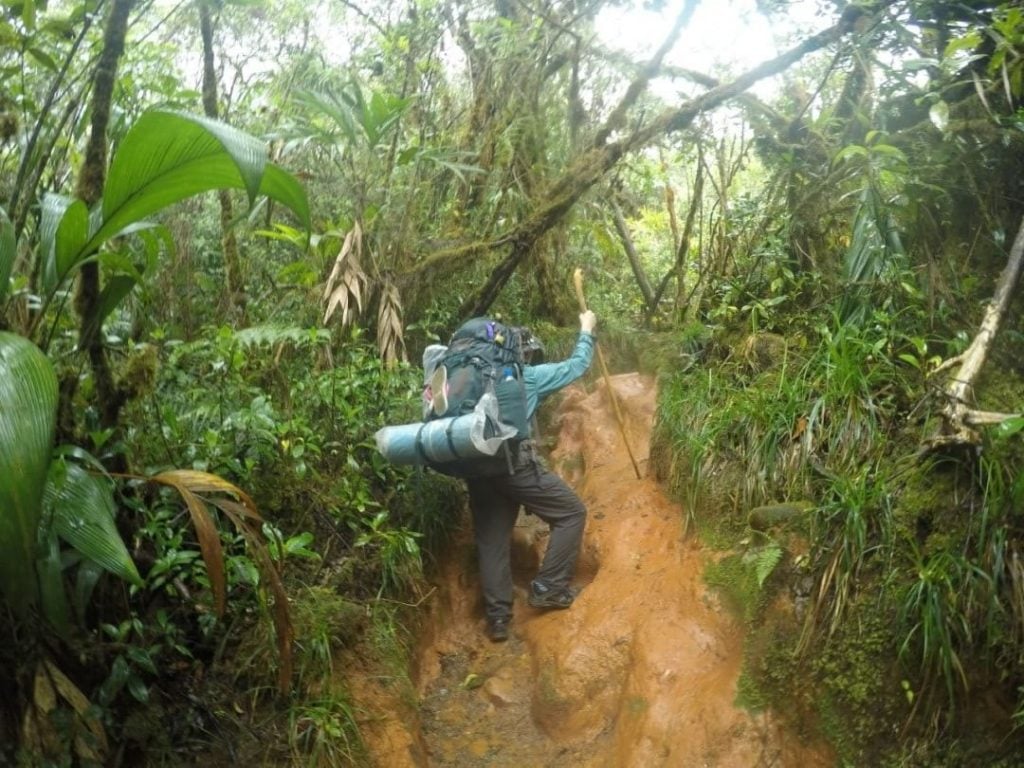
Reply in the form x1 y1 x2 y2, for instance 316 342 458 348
363 90 409 147
260 164 311 235
0 207 13 303
53 444 112 475
995 415 1024 440
833 144 869 164
27 45 58 72
943 30 982 58
56 199 91 281
41 18 76 37
96 275 138 326
900 58 939 71
40 194 91 291
21 0 36 29
0 332 58 614
85 110 310 255
296 89 360 147
72 560 105 624
106 109 265 211
898 353 921 369
99 250 145 281
870 143 908 162
44 461 142 587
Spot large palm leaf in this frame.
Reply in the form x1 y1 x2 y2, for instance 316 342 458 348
39 109 311 293
0 332 57 614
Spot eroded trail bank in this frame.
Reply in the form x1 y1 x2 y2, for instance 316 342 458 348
359 373 833 767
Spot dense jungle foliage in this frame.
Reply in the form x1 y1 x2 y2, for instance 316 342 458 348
2 0 1024 765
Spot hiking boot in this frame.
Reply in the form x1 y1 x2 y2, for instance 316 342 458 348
486 616 510 642
429 365 448 416
528 581 574 610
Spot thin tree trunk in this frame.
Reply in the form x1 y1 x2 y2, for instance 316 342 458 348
925 215 1024 449
661 147 681 252
673 157 704 318
74 0 135 429
610 199 655 311
646 157 704 324
683 227 710 326
199 0 246 323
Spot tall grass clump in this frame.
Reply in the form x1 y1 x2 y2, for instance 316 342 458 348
896 545 986 715
654 313 910 539
892 429 1024 722
800 315 902 471
802 462 895 647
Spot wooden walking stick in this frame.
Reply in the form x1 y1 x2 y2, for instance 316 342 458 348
573 268 642 479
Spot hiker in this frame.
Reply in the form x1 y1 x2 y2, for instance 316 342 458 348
465 309 597 642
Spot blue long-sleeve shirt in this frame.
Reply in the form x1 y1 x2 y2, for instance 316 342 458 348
522 332 595 422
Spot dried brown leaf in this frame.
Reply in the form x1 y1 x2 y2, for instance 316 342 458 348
154 469 259 512
145 470 294 694
212 497 294 692
376 281 407 366
151 472 227 617
323 222 368 327
44 660 108 758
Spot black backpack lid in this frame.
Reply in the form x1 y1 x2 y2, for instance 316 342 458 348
450 317 508 345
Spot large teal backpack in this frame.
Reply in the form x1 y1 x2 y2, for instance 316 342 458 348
423 318 531 477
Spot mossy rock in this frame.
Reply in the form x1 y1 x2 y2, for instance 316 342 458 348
748 501 814 531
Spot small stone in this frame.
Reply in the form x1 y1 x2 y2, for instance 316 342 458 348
482 669 520 706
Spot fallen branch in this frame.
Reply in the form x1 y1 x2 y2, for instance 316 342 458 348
925 215 1024 449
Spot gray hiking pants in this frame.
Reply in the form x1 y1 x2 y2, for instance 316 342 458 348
466 446 587 622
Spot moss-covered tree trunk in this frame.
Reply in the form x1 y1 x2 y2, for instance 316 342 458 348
73 0 135 429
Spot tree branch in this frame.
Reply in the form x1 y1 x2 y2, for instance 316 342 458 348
610 198 655 311
416 2 888 314
593 0 698 147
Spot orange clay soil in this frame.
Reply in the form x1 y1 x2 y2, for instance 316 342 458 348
354 373 835 767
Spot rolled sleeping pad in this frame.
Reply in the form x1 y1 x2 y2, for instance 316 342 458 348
375 392 517 466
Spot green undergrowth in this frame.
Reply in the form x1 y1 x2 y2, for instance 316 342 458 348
99 324 465 765
652 311 1024 766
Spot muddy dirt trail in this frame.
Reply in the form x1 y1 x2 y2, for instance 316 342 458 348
359 373 834 767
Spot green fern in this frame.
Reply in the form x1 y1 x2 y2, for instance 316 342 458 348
747 544 784 588
233 325 330 349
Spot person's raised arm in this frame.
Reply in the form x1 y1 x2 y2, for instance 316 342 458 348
526 313 597 403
